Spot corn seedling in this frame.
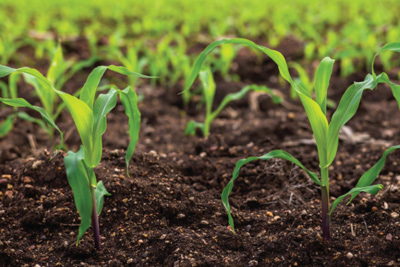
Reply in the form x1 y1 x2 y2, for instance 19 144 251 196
0 64 151 249
184 68 282 137
185 38 399 240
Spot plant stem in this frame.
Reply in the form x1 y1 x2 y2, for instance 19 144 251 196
90 184 101 250
320 167 331 240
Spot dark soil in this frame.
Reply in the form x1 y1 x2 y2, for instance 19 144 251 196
0 41 400 267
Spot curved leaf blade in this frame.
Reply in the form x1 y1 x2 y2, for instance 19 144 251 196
80 65 154 110
64 148 92 245
118 86 141 176
95 180 111 216
327 74 378 166
329 185 383 216
222 150 320 231
92 89 118 166
314 57 334 115
0 97 63 145
372 42 400 78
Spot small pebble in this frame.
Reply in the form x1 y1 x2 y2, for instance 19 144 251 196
23 176 34 184
32 160 43 169
245 225 251 232
200 220 209 225
248 260 258 266
177 213 186 219
127 258 134 264
5 191 13 198
346 252 353 259
391 212 399 219
386 234 393 241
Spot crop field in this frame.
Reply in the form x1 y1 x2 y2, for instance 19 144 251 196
1 0 400 266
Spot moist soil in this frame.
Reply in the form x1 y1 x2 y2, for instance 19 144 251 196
0 42 400 266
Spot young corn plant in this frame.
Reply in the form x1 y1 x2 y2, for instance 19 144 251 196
184 68 282 137
0 64 150 250
185 38 399 240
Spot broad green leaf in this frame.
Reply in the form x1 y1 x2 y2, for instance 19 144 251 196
95 180 111 216
222 150 320 231
372 42 400 78
298 94 329 168
92 89 118 166
327 74 378 166
0 115 13 137
57 93 94 166
0 97 63 145
80 65 154 110
329 185 383 216
118 86 141 176
64 148 92 245
80 66 108 109
348 144 400 202
314 57 334 115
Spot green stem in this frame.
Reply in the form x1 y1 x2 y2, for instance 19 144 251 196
320 167 331 240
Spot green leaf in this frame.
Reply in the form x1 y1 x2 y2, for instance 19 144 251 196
80 65 154 110
314 57 334 115
64 148 92 245
57 92 94 166
372 42 400 78
222 150 320 231
92 89 118 166
95 180 111 216
47 44 66 87
349 144 400 202
184 120 205 136
118 86 141 176
184 38 296 93
0 97 63 145
0 65 15 77
0 80 9 98
327 74 378 166
329 185 383 216
377 73 400 112
199 69 216 117
17 111 47 130
80 66 108 109
210 84 282 122
298 94 329 168
0 115 13 137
